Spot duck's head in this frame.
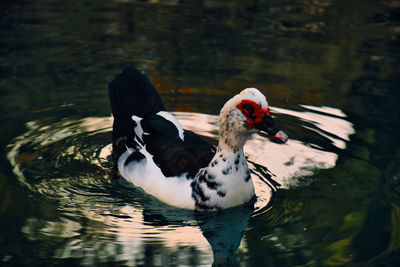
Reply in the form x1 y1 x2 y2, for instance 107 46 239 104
218 88 288 150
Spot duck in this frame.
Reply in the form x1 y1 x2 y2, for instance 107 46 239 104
108 67 288 210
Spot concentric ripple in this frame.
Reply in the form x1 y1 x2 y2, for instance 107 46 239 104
6 106 354 265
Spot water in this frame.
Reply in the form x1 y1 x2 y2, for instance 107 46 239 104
1 0 399 266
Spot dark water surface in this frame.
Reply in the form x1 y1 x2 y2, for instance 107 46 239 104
1 0 399 266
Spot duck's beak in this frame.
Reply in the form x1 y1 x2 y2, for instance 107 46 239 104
254 114 288 143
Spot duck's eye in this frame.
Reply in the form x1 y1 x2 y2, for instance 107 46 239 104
241 103 255 115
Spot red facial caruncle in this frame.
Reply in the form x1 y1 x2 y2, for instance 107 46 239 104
236 99 270 128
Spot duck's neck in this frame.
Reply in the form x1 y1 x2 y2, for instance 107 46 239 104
211 139 248 174
218 110 251 151
217 139 244 155
218 127 249 153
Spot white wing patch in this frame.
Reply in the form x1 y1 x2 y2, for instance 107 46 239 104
157 111 185 140
131 115 144 142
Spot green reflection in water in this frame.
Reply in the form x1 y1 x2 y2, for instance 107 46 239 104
0 0 399 266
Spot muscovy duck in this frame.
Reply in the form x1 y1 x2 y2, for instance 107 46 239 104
108 67 288 210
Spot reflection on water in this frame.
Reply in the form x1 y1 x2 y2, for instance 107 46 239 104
273 105 355 149
7 106 354 265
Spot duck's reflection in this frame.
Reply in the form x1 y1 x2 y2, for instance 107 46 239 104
139 201 254 266
196 204 254 266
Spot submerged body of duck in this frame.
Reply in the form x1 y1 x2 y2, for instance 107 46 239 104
108 67 288 210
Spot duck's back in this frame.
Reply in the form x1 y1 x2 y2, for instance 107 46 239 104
108 68 216 204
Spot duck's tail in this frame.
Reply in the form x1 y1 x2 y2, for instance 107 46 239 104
108 67 166 118
108 67 166 162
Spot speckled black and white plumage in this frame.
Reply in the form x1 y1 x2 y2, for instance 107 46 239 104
108 67 288 210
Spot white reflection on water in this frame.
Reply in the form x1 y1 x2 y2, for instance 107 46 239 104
7 105 354 265
272 106 355 149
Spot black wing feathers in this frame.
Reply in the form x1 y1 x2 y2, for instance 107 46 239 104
141 116 215 178
183 130 216 172
108 67 215 178
141 115 180 137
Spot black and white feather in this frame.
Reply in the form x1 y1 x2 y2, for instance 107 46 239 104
108 67 287 210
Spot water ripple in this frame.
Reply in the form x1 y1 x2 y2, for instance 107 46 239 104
6 106 354 265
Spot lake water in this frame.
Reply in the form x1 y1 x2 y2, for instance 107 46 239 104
1 0 399 266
